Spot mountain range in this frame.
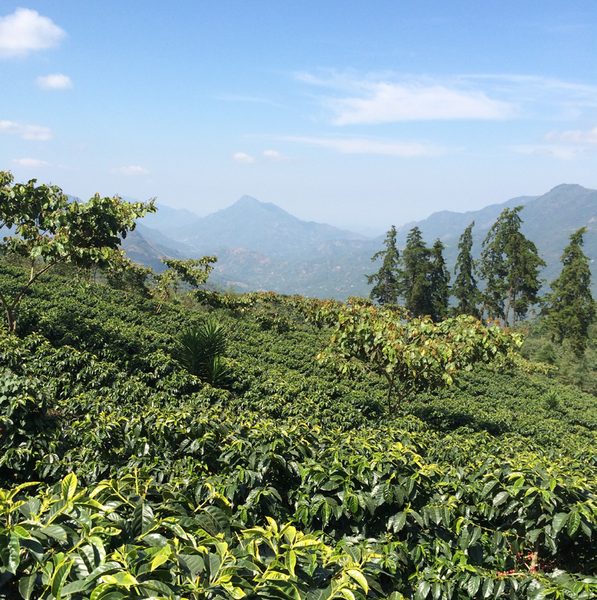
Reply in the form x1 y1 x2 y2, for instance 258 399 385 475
121 184 597 301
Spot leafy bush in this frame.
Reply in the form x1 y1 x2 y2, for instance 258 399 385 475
177 317 229 386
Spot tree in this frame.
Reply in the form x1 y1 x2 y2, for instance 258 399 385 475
399 227 433 318
544 227 595 356
0 171 155 332
315 299 522 415
479 207 545 327
365 225 401 305
452 221 480 317
429 239 451 321
151 257 217 313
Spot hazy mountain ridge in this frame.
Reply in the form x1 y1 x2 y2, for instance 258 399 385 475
122 184 597 300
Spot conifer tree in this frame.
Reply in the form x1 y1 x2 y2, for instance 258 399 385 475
452 221 480 317
365 225 401 305
399 227 433 318
429 239 451 321
479 206 545 326
545 227 595 356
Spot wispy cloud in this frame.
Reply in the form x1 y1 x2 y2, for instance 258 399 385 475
0 8 66 58
297 71 597 124
262 150 293 162
297 71 514 124
544 126 597 145
13 158 51 167
37 73 72 90
282 136 446 157
0 120 53 140
111 165 149 175
515 125 597 160
330 83 511 124
232 152 256 164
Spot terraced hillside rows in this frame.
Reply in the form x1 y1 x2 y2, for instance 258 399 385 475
1 264 597 599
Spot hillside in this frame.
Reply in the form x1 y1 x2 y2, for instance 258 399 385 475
1 262 597 597
123 184 597 300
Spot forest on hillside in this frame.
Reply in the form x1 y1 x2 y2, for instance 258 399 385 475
1 174 597 599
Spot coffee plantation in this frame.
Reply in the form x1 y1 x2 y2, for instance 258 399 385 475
1 259 597 599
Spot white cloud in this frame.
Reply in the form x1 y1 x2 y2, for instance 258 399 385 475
232 152 256 163
298 71 597 125
327 82 513 124
111 165 149 175
515 125 597 160
262 149 293 162
282 136 445 157
13 158 51 167
0 120 53 140
544 126 597 145
0 8 66 58
37 73 72 90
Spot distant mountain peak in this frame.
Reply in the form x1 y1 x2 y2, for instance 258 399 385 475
549 183 587 193
235 195 261 205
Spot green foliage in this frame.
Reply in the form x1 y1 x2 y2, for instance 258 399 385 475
0 171 155 332
0 472 379 600
366 225 401 305
429 238 450 321
479 207 546 326
0 258 597 597
452 221 481 317
398 226 434 318
151 256 217 313
544 227 596 357
177 317 229 386
315 300 522 414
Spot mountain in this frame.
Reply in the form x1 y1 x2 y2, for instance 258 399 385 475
156 195 367 260
130 201 201 232
122 185 597 300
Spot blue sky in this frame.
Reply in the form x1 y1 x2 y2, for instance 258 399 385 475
1 1 597 234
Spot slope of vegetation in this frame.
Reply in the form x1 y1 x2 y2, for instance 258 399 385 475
2 263 597 599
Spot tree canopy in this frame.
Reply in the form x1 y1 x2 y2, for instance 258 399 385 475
0 171 155 332
452 221 480 317
545 227 595 356
365 225 401 305
479 207 545 326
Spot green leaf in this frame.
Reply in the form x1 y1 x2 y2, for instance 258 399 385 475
51 560 73 600
61 579 92 596
481 577 494 599
414 580 431 600
62 473 78 501
132 502 154 536
552 512 568 534
0 532 20 574
492 491 508 507
567 511 581 537
466 575 481 598
346 569 369 593
13 525 33 539
388 511 407 533
285 549 297 576
102 572 139 587
19 573 37 600
41 524 69 542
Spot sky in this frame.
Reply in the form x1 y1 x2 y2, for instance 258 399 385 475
1 1 597 235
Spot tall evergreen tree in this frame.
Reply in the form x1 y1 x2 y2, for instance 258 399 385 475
545 227 595 356
452 221 480 317
365 225 401 305
429 239 450 321
479 206 545 326
399 227 433 318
